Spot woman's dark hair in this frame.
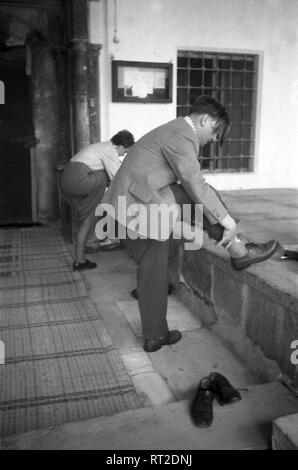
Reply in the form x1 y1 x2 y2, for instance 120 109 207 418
111 130 135 148
190 95 230 145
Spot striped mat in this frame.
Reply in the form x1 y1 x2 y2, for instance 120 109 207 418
0 226 143 436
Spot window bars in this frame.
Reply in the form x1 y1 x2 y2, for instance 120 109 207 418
177 51 258 172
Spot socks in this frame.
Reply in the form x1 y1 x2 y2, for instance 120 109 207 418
227 235 249 258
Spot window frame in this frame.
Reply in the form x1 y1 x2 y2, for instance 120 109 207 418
176 48 261 174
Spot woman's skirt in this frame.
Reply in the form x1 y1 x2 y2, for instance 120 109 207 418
61 162 109 220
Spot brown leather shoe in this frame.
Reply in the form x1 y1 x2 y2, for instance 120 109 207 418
231 240 280 270
143 330 182 353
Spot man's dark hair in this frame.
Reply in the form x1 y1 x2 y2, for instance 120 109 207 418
111 130 135 148
190 95 230 145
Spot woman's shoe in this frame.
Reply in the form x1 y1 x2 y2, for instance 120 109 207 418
73 259 97 271
209 372 241 405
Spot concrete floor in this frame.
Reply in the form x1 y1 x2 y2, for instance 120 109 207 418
2 188 298 450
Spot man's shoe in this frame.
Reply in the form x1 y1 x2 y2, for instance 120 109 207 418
191 376 215 428
209 372 241 405
144 330 182 353
131 284 174 300
73 259 97 271
231 240 280 270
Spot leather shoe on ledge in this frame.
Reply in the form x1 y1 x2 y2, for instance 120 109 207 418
144 330 182 353
191 376 215 428
231 240 280 270
209 372 241 405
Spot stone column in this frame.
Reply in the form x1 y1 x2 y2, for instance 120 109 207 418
69 0 90 153
60 0 102 240
87 43 101 143
70 38 90 152
53 46 72 164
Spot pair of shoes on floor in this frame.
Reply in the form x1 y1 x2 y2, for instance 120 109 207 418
191 372 241 428
144 329 182 353
231 240 280 270
73 259 97 271
131 284 174 300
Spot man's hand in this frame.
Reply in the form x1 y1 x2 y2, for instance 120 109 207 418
217 214 237 247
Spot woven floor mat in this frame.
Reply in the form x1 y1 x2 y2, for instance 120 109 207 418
0 246 71 261
0 278 88 307
0 299 100 331
0 226 67 244
2 317 115 362
0 227 73 274
0 255 73 274
0 271 83 290
0 352 141 436
0 227 143 435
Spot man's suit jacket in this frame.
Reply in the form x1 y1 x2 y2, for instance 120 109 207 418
102 117 228 240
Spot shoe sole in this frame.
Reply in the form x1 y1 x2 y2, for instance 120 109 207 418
144 344 162 353
232 241 280 270
192 419 213 428
73 265 97 271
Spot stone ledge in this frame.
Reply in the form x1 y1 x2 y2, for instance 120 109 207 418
272 413 298 450
168 237 298 386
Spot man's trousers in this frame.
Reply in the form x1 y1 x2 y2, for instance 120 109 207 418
129 237 170 340
128 183 231 340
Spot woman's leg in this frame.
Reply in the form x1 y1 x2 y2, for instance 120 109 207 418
75 211 96 264
62 164 108 265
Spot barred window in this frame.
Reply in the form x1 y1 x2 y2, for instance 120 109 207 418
177 51 258 172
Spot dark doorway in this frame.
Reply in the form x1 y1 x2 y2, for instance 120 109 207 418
0 46 35 225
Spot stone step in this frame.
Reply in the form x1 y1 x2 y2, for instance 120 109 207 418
2 381 298 450
168 236 298 386
272 413 298 450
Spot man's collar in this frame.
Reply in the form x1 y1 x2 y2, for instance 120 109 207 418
184 115 197 135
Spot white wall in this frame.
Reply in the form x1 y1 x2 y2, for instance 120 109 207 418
89 0 298 189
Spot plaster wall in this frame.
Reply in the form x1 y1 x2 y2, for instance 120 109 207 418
89 0 298 189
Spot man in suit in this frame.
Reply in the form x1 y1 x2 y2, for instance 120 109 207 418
101 96 279 352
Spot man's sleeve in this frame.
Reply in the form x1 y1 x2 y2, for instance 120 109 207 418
101 153 121 181
161 133 229 223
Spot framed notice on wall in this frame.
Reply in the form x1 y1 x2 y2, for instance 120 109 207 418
112 60 173 103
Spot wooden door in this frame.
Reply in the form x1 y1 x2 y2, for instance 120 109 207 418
0 46 35 225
